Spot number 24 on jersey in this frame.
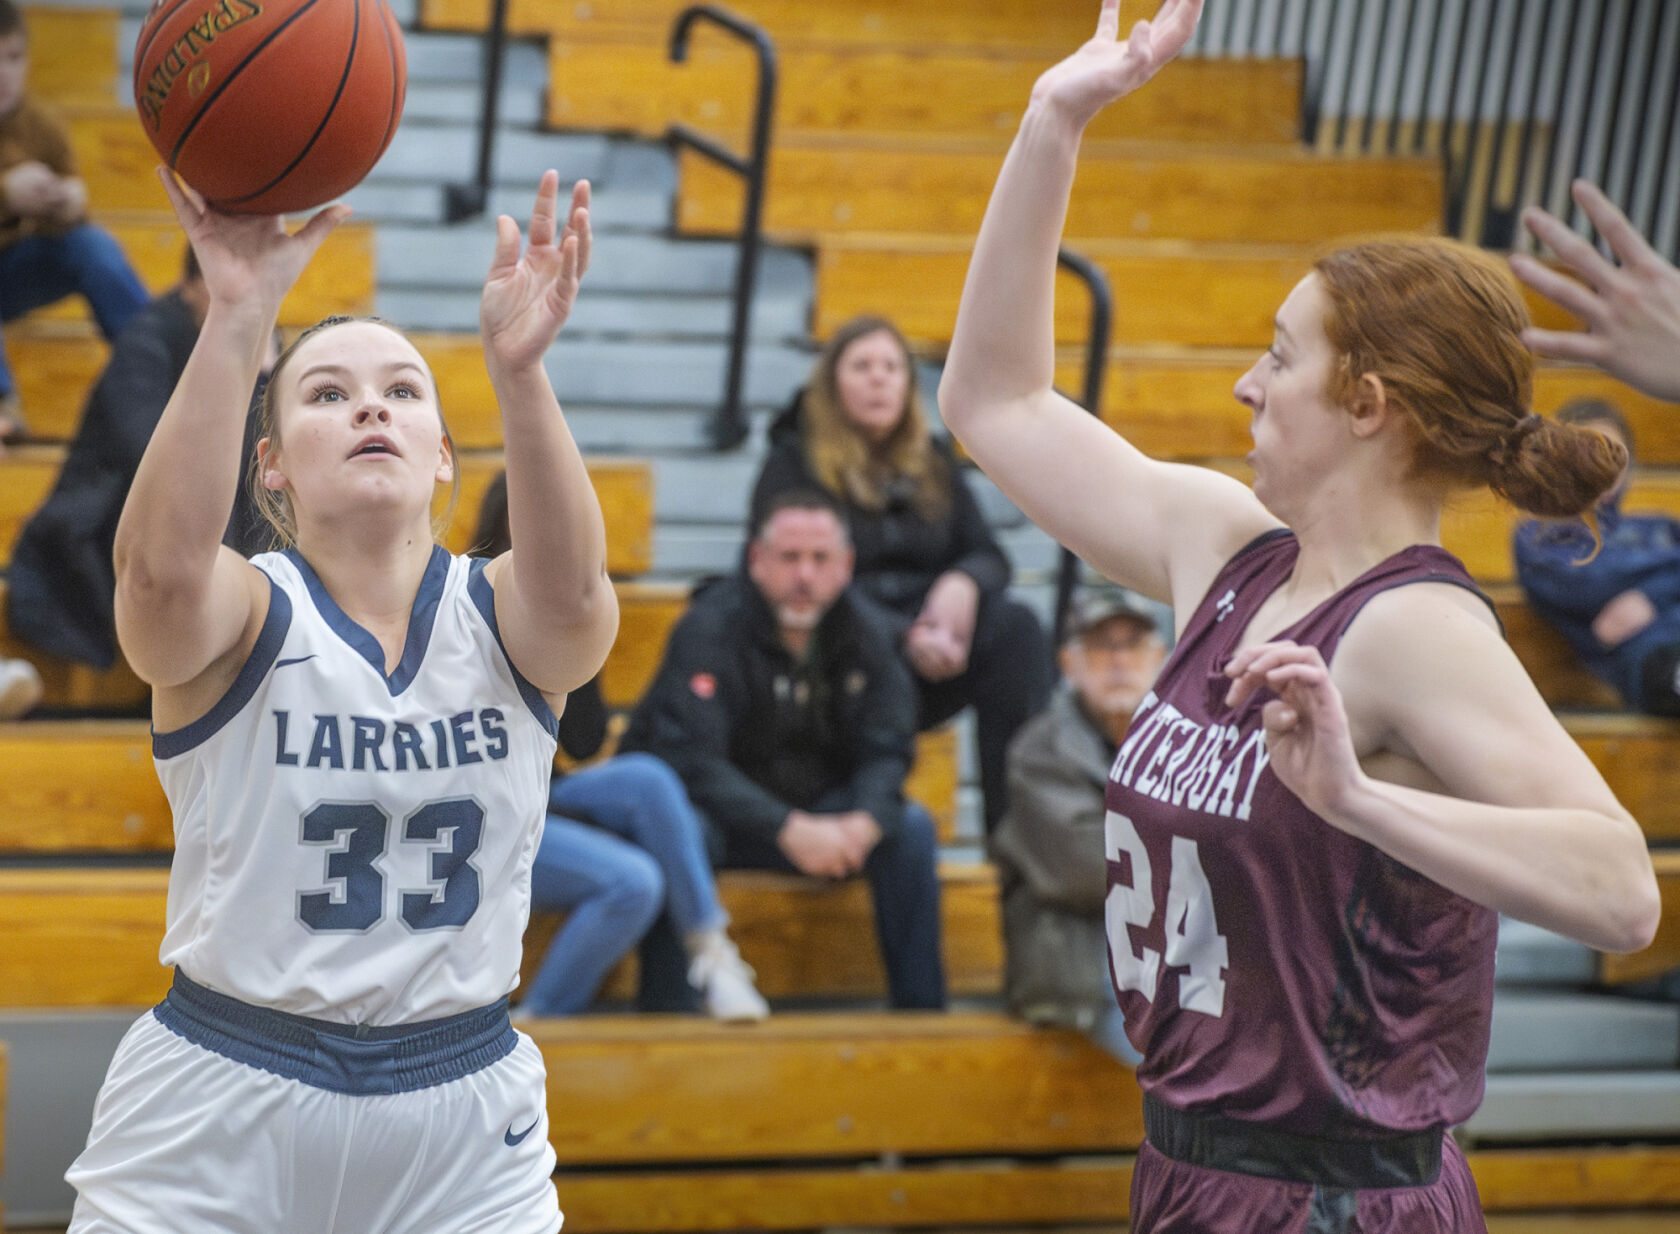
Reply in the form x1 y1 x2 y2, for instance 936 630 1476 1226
1105 810 1229 1016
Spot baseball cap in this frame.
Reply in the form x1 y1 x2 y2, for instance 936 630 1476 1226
1062 583 1169 645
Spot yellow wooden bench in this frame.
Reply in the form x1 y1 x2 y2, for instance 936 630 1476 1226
11 327 509 445
548 40 1300 148
0 575 680 717
0 448 652 575
530 859 996 1002
678 141 1443 245
0 714 960 850
61 106 174 214
421 0 1148 52
529 1016 1680 1231
22 6 120 105
820 236 1617 353
0 858 992 1008
26 214 376 328
1602 848 1680 986
1052 349 1680 465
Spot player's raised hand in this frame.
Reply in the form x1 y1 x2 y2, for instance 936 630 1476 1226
1030 0 1203 129
482 170 592 373
158 166 350 312
1225 641 1364 821
1510 179 1680 403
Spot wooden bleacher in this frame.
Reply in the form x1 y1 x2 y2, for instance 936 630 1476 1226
26 213 376 328
817 234 1642 353
421 0 1134 51
677 140 1442 244
0 451 651 577
11 3 1677 1228
545 41 1301 148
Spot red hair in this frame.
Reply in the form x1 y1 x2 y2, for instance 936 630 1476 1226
1313 238 1623 518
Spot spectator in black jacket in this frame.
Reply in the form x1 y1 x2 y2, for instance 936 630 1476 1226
749 315 1051 834
7 246 273 673
621 487 946 1009
6 248 206 669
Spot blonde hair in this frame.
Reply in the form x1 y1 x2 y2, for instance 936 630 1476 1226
247 315 460 551
800 315 950 521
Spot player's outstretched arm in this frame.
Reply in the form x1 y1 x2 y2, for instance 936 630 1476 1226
1510 179 1680 402
938 0 1275 611
480 170 618 698
114 170 348 687
1227 587 1660 954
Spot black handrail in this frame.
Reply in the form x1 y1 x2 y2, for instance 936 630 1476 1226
443 0 511 223
1051 247 1113 658
668 5 778 450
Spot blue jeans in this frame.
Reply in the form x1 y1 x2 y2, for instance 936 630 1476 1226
637 792 948 1012
521 753 727 1015
0 224 149 397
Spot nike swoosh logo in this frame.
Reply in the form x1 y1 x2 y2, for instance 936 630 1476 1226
274 655 318 670
504 1116 541 1147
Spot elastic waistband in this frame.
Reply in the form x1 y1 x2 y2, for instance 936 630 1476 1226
1142 1094 1443 1190
154 971 517 1096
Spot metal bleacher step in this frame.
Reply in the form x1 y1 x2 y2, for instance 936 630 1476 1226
0 1010 136 1227
1498 917 1600 986
1487 991 1680 1073
375 223 813 296
1465 1071 1680 1142
381 285 812 340
541 337 813 408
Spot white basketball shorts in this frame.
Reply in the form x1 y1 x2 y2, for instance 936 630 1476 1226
66 999 562 1233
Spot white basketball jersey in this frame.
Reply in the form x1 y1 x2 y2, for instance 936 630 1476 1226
154 547 559 1025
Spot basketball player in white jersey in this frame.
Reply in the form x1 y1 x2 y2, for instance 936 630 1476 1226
64 167 613 1233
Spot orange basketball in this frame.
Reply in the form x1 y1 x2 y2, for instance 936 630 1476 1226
133 0 406 215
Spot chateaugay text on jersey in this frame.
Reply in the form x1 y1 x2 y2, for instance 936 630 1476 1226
1108 691 1270 820
272 708 511 772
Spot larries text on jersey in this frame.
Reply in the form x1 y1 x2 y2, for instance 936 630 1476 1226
272 708 511 772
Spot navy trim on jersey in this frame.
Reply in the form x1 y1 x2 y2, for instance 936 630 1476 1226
155 970 517 1096
153 577 293 760
285 544 450 695
466 558 560 737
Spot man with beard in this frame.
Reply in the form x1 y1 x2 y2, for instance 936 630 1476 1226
993 584 1170 1062
620 488 946 1009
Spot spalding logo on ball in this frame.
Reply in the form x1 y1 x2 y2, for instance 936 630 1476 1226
134 0 407 214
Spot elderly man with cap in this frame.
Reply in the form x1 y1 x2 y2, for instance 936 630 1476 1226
992 583 1170 1064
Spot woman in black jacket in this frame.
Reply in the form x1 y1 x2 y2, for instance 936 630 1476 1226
749 315 1050 833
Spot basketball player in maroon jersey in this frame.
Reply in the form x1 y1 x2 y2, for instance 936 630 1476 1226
939 2 1663 1230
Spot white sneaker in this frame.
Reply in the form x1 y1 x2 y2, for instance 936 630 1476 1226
0 658 42 720
688 935 769 1023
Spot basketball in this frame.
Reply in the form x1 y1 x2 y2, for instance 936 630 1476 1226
132 0 406 215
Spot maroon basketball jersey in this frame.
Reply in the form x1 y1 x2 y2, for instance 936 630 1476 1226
1105 529 1499 1136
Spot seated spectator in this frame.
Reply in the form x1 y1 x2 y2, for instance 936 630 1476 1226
471 472 767 1021
992 584 1169 1065
1514 398 1680 716
621 488 947 1010
0 0 148 445
6 247 211 669
749 315 1051 834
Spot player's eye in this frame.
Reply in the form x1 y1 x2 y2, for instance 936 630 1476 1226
389 383 420 399
306 383 344 402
